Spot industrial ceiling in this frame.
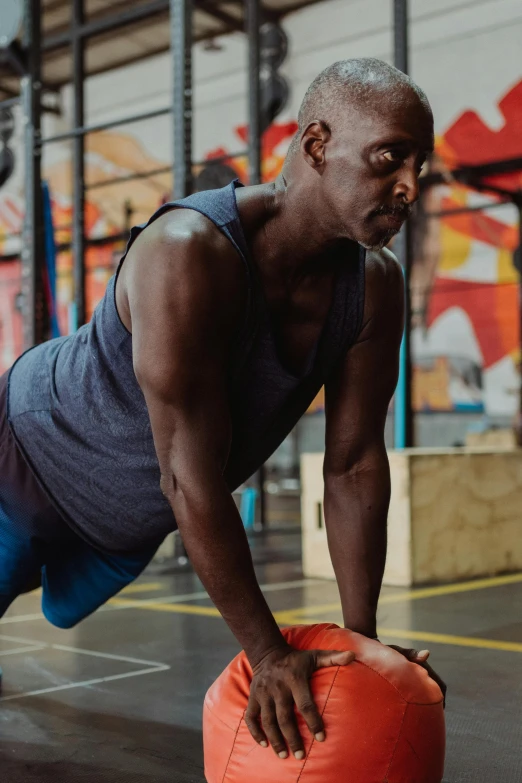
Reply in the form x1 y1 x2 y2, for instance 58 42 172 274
0 0 321 102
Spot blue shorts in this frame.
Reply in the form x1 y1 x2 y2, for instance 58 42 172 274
0 370 159 628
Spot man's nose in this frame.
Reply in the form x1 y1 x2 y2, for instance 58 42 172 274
394 163 420 205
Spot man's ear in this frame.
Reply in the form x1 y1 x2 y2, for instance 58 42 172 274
300 120 331 169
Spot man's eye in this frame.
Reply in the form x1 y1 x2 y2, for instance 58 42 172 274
383 150 400 162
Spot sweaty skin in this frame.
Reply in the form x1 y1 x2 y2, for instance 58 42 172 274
115 77 445 760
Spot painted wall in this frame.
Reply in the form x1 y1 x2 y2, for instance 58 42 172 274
0 0 521 426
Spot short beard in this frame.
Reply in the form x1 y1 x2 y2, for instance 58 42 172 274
361 228 398 252
362 204 412 251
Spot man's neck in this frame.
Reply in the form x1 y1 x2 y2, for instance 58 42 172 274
236 176 355 284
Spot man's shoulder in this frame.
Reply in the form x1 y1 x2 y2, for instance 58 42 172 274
122 206 247 335
364 246 403 283
125 206 244 297
137 207 237 261
363 246 403 301
360 246 404 331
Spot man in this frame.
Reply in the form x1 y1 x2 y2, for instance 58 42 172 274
0 58 444 760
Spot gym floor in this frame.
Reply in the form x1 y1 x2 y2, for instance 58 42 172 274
1 529 521 783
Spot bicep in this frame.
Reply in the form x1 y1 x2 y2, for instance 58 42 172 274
324 257 404 475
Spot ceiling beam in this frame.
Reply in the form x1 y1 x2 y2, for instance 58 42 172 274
42 0 284 53
0 82 19 98
194 0 243 31
43 0 170 52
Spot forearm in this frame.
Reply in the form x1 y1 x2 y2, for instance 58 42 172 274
166 472 287 666
323 448 390 637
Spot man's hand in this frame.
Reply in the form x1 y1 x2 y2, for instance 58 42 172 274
245 645 355 760
388 645 447 706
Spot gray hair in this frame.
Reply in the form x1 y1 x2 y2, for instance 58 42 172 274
288 58 430 156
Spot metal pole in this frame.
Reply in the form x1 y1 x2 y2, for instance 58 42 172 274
72 0 86 329
20 0 44 350
44 0 171 52
40 106 173 146
171 0 193 199
393 0 408 73
169 0 193 566
393 0 414 448
246 0 265 527
247 0 261 185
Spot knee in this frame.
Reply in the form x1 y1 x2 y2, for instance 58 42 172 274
41 599 84 629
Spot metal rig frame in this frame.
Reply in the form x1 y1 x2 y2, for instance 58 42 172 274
1 0 521 467
1 0 263 342
392 0 522 446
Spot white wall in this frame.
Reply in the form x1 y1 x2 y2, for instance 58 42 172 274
34 0 522 177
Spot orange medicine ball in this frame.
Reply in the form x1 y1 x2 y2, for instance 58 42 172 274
203 624 445 783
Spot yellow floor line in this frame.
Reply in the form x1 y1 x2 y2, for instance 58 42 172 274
118 582 163 595
108 598 221 617
108 601 320 624
378 628 522 654
272 612 522 654
281 572 522 619
380 572 522 603
273 610 316 624
106 599 522 653
107 572 522 626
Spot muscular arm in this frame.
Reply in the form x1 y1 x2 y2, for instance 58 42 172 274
323 249 404 638
126 210 285 665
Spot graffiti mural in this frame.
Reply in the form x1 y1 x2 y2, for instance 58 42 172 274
0 76 521 420
411 79 522 416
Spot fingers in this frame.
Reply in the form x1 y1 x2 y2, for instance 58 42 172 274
389 645 430 663
293 681 325 742
260 700 289 759
245 698 268 747
389 645 447 708
314 649 356 668
275 697 305 760
421 662 448 706
246 695 299 759
247 647 352 761
405 648 429 661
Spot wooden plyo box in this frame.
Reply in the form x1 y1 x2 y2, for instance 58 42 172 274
301 448 522 587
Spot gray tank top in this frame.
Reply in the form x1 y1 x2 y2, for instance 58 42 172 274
7 181 365 553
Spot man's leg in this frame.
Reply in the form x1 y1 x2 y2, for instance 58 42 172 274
41 534 161 629
0 517 42 617
0 517 43 692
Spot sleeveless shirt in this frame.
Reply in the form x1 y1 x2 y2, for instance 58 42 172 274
7 181 365 553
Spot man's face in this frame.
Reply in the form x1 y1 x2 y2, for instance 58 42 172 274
320 93 434 249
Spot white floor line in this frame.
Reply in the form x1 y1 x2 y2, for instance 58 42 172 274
0 613 45 625
52 644 168 668
0 633 169 669
0 633 51 646
0 665 170 703
0 645 47 657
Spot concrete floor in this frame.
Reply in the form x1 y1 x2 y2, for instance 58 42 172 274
1 531 521 782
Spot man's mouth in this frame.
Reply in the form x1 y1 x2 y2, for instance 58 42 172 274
373 206 412 229
383 212 406 229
